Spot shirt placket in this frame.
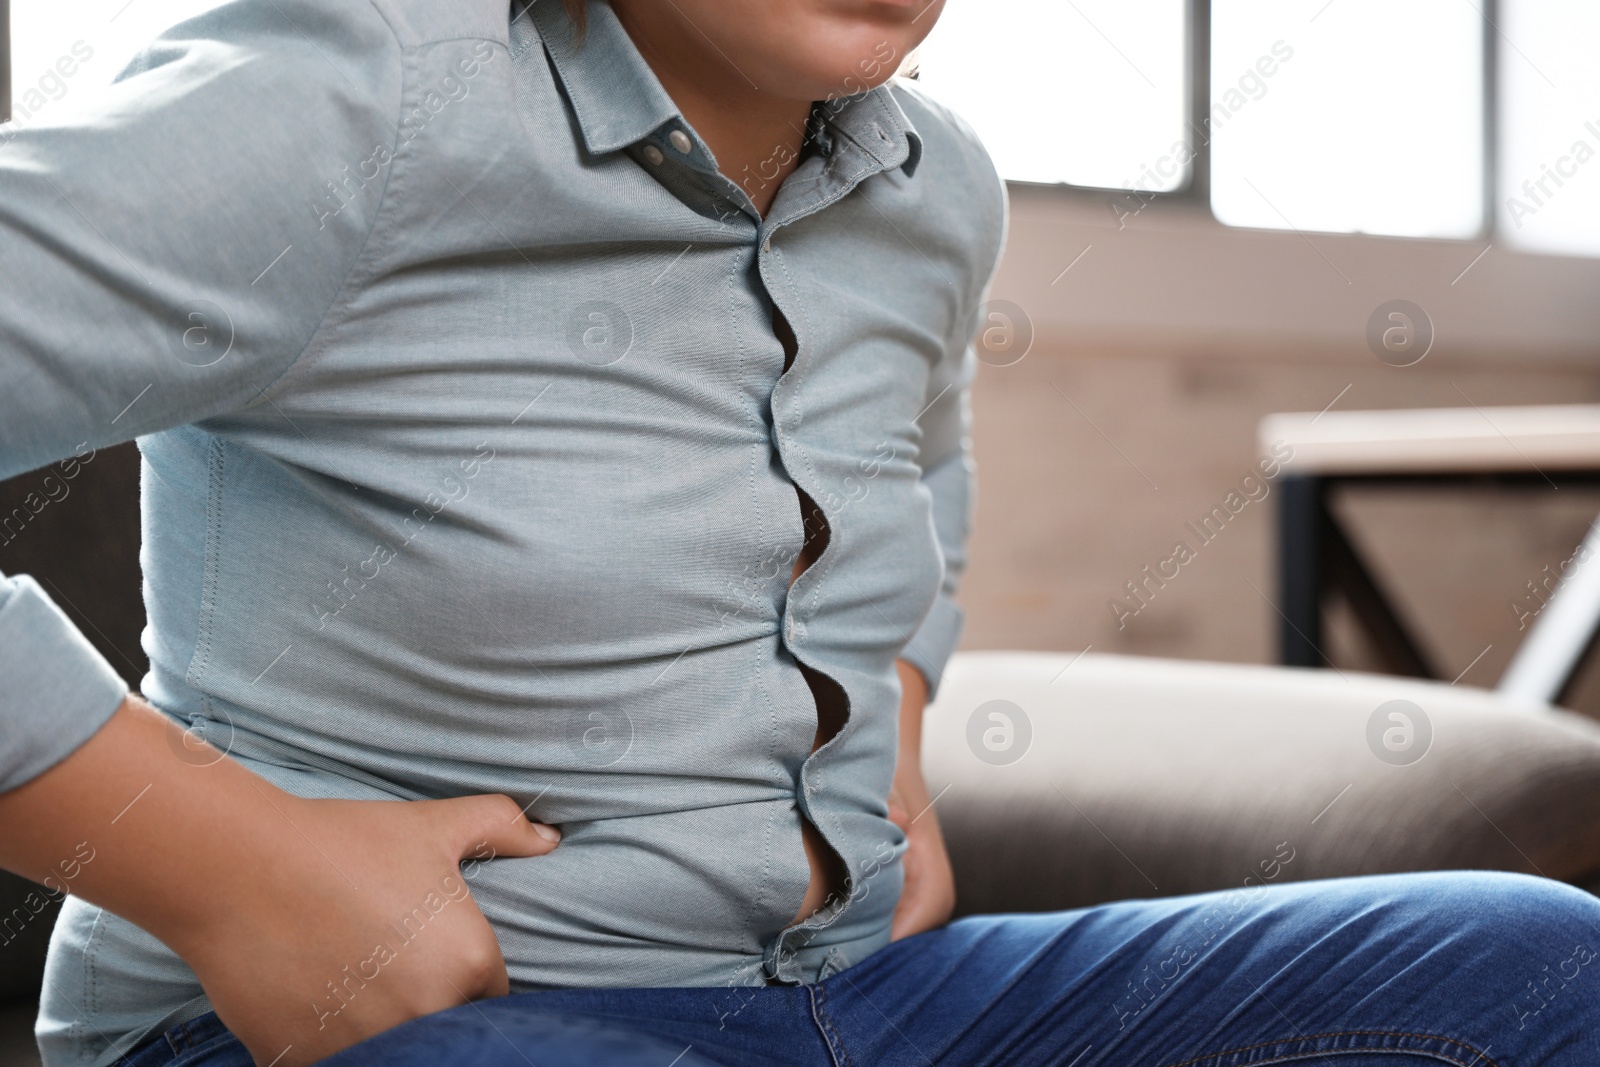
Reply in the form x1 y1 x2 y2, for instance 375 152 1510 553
621 97 911 985
757 128 906 984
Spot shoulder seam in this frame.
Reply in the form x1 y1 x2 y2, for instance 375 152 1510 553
890 81 1008 301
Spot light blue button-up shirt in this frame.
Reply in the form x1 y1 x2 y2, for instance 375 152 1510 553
0 0 1005 1061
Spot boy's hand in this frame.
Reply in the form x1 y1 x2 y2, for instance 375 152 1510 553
888 661 956 940
176 789 558 1066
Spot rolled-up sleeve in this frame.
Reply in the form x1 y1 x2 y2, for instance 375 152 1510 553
0 0 401 789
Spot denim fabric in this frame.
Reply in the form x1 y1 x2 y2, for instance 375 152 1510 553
121 872 1600 1067
0 0 1005 1063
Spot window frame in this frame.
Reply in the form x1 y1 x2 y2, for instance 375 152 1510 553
1020 0 1503 245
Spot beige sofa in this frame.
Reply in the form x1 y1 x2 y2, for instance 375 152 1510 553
931 651 1600 916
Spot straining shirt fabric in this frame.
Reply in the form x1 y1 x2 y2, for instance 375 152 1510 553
0 0 1005 1063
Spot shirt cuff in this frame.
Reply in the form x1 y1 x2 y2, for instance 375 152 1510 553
900 593 964 701
0 574 128 794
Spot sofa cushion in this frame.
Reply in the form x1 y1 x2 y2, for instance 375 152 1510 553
926 651 1600 916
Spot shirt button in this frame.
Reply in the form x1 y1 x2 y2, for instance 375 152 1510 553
669 129 693 154
785 617 796 642
762 237 772 252
642 144 665 166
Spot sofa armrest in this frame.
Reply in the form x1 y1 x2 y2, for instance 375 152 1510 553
925 651 1600 915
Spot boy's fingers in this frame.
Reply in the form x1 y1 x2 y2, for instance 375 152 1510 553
886 787 912 831
433 794 561 860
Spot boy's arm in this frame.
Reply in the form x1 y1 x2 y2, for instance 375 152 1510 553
0 693 560 1067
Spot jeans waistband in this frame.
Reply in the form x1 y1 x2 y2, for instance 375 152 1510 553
124 1012 235 1067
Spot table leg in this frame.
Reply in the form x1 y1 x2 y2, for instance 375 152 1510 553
1277 475 1326 667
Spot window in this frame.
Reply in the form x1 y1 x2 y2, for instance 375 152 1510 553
914 0 1190 191
1209 0 1483 239
911 0 1600 255
1497 0 1600 257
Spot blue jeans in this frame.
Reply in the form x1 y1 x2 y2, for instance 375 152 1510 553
125 872 1600 1067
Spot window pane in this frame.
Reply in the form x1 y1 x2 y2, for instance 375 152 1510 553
914 0 1189 190
1498 0 1600 257
1210 0 1482 238
8 0 224 124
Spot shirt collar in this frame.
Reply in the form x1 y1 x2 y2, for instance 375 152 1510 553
820 87 924 178
529 0 921 176
528 0 681 155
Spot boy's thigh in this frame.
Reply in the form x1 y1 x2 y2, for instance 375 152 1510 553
815 870 1600 1067
316 1007 735 1067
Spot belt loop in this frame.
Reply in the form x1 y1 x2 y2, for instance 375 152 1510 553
163 1019 195 1055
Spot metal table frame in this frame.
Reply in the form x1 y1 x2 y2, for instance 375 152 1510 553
1277 469 1600 701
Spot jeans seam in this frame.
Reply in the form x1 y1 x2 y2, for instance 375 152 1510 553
807 983 854 1067
1159 1029 1502 1067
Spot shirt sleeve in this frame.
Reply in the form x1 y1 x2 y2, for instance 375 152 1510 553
899 111 1009 700
0 573 129 793
0 0 401 790
900 335 977 701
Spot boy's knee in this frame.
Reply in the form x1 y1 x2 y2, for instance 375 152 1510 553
1388 871 1600 946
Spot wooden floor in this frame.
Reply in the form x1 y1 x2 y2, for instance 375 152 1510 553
959 337 1600 716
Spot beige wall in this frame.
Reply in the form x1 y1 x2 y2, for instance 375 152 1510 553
957 184 1600 716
